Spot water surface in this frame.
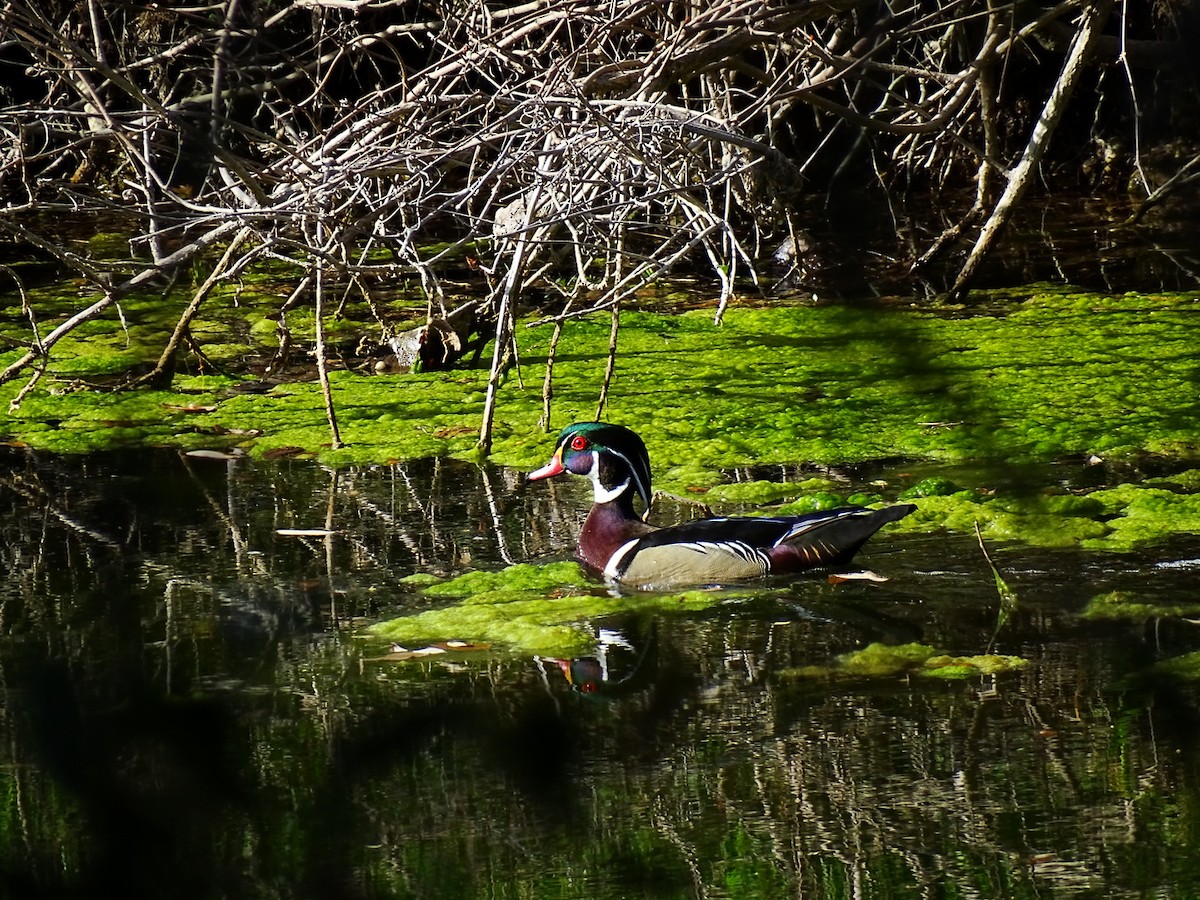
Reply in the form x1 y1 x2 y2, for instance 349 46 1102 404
2 449 1199 898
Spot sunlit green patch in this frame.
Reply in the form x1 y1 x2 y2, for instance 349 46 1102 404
369 593 611 657
1079 484 1200 550
898 476 961 499
397 572 444 586
780 641 1028 680
369 561 606 655
888 480 1200 551
3 287 1200 472
1146 469 1200 491
3 382 240 453
1082 591 1200 621
86 232 133 258
5 286 1200 552
774 491 851 515
701 477 836 505
420 561 589 598
1152 651 1200 680
365 561 752 656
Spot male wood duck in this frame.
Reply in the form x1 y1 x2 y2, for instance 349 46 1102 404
528 421 916 590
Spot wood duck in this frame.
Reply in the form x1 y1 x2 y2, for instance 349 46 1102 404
528 421 916 590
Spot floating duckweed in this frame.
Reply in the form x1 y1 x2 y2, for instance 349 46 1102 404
397 572 444 586
702 480 807 504
1153 652 1200 680
922 654 1029 677
846 492 884 507
774 491 846 515
782 642 1028 680
840 642 939 676
888 487 1180 548
1147 469 1200 490
922 664 985 679
899 477 961 499
1082 591 1200 621
369 594 607 656
367 565 747 656
2 288 1198 471
6 287 1200 554
421 561 588 597
1079 485 1200 550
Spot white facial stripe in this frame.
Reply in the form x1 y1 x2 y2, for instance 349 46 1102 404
606 447 650 505
582 449 630 504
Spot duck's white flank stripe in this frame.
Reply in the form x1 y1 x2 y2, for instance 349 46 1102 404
604 538 641 580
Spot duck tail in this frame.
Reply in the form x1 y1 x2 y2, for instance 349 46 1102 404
774 504 916 568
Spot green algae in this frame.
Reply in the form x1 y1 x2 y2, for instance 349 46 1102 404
1082 591 1200 621
889 481 1200 551
898 476 961 499
774 491 849 514
369 593 609 656
1152 651 1200 680
6 284 1200 549
420 561 589 599
781 641 1029 681
366 561 752 656
701 478 834 505
1147 469 1200 491
923 494 1107 545
4 286 1200 471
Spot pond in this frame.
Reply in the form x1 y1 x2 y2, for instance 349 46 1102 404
3 447 1199 899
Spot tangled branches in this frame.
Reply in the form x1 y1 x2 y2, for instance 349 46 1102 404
0 0 1181 447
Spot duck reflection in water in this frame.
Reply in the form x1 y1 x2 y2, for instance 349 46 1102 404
537 625 658 698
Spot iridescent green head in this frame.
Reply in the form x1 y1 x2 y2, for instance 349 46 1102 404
528 421 653 511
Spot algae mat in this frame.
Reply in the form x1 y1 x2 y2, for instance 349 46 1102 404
2 288 1197 471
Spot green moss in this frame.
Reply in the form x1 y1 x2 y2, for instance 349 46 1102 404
898 477 961 499
1082 591 1200 621
781 641 1028 680
891 492 1096 546
1153 652 1200 680
368 593 612 657
4 287 1200 473
888 480 1200 550
1147 469 1200 490
7 285 1200 555
840 641 939 675
774 491 847 515
702 480 808 504
366 562 751 656
421 561 589 598
1080 485 1200 550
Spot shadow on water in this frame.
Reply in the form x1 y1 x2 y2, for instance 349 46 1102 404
3 448 1200 898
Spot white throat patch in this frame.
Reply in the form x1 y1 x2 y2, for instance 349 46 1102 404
586 450 629 503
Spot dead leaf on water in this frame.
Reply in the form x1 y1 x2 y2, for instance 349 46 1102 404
373 645 449 661
185 449 243 460
828 570 889 584
437 640 491 651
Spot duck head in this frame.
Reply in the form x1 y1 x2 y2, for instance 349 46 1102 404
528 421 652 515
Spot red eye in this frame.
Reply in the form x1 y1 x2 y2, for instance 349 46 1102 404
569 435 589 451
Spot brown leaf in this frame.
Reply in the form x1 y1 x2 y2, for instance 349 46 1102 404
827 570 889 584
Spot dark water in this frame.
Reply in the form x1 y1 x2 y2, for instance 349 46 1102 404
2 449 1200 899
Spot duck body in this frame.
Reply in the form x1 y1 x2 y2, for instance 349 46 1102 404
528 422 915 591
